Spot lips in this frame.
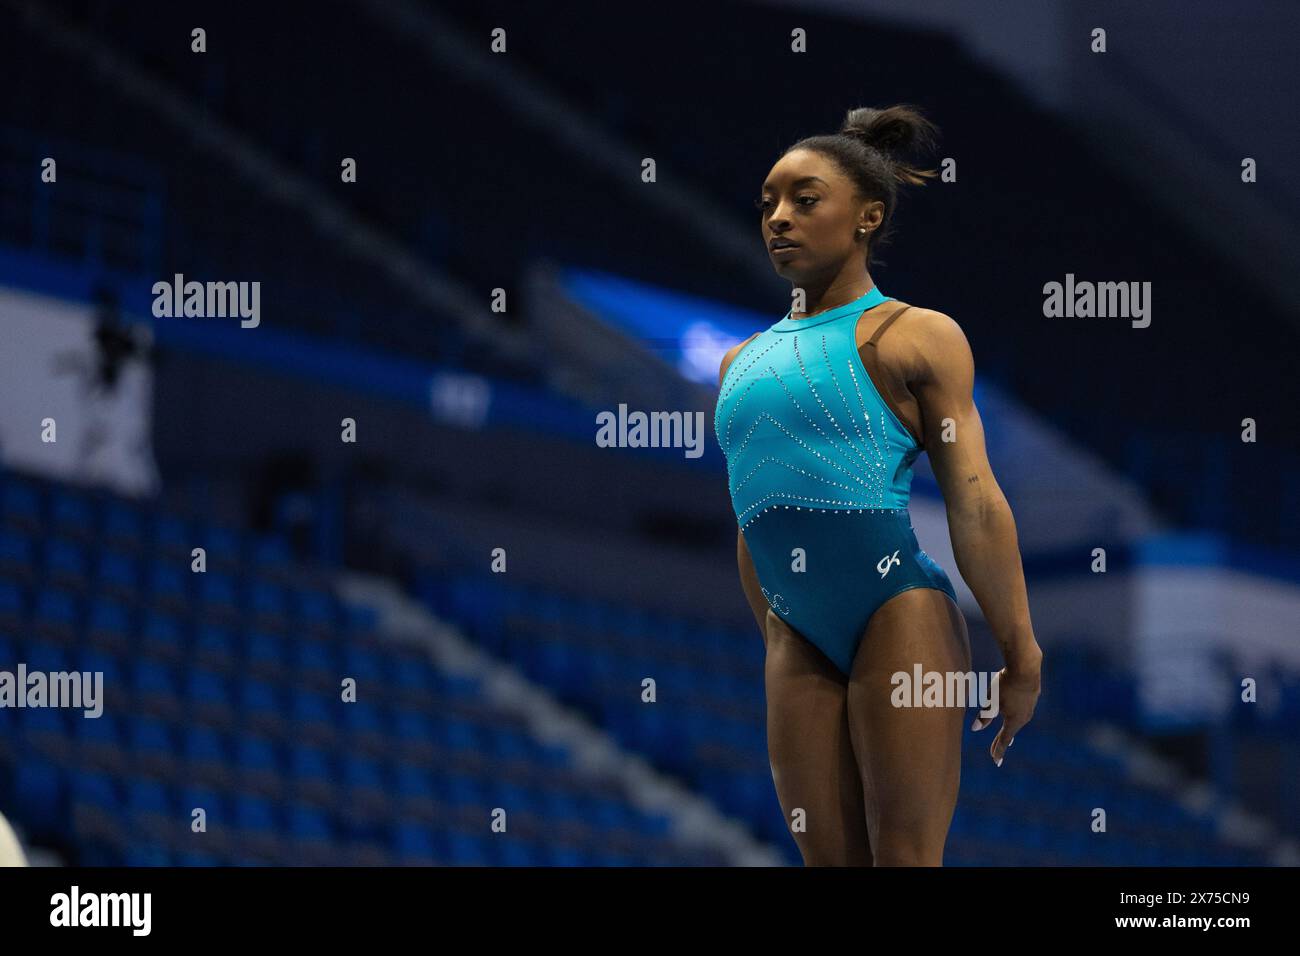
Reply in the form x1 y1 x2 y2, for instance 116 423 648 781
769 238 800 251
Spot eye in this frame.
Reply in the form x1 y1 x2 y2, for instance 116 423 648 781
754 195 819 211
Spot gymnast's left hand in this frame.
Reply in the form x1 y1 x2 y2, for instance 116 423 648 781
972 645 1041 767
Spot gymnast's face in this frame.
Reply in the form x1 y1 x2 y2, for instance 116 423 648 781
758 148 881 281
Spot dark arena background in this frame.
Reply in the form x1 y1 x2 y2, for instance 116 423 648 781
0 0 1297 933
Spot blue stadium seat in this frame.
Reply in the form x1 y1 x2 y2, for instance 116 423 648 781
140 610 186 662
193 623 238 671
341 755 388 803
236 736 284 794
70 770 121 818
146 559 189 610
393 763 434 808
341 642 384 686
11 763 64 832
50 489 96 541
294 587 337 633
185 669 235 725
386 649 436 697
232 796 280 858
251 534 293 578
492 781 534 816
76 648 123 703
94 550 140 598
245 628 285 678
439 716 482 754
287 745 335 803
544 844 587 867
45 538 90 589
233 794 278 836
125 779 172 837
438 672 482 701
392 710 435 760
585 796 629 833
287 804 336 848
289 688 337 743
174 851 220 866
151 513 191 557
488 727 532 763
87 597 132 650
393 822 438 863
238 680 285 734
392 710 433 742
76 713 126 772
131 659 182 716
444 829 489 865
124 845 172 866
344 601 379 635
17 706 72 763
197 571 241 619
24 639 71 676
441 771 485 808
341 701 386 741
249 582 289 628
493 838 542 867
292 638 337 685
0 528 34 579
32 585 79 640
183 726 230 779
197 525 243 569
102 501 145 551
128 716 175 771
0 478 42 532
0 579 24 627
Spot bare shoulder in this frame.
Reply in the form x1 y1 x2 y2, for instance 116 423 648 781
893 303 968 347
718 331 762 387
889 304 974 384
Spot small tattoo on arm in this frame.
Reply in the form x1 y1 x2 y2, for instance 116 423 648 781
966 474 980 484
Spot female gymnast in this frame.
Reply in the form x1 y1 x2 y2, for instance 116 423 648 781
715 104 1042 865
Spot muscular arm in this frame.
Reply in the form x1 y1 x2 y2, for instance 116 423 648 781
720 334 770 637
909 311 1041 672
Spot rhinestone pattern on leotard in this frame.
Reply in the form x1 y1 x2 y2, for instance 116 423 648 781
714 299 920 531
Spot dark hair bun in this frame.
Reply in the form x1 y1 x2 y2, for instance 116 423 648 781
840 104 939 185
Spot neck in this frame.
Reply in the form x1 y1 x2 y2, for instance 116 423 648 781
791 271 877 319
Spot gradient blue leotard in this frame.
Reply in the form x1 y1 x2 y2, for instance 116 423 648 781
714 286 957 675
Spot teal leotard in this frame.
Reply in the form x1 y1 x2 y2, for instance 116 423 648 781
714 285 957 675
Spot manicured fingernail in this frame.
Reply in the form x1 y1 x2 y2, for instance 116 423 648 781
970 718 980 731
1008 738 1014 748
995 757 1003 767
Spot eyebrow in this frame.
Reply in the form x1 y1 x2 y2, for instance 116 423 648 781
761 176 830 191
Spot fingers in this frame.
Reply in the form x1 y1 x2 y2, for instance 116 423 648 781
990 724 1013 766
971 668 1003 732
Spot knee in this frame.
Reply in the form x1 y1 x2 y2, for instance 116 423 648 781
794 831 863 867
869 832 943 867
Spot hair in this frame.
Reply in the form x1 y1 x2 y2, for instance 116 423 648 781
784 104 940 267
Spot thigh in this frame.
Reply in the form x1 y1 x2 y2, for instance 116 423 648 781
846 588 970 865
763 609 872 866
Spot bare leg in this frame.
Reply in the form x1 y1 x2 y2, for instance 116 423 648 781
847 589 970 866
763 608 873 866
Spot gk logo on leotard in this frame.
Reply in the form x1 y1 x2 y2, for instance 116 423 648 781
761 587 790 615
877 550 902 578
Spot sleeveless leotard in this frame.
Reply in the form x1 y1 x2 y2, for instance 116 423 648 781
714 285 957 675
